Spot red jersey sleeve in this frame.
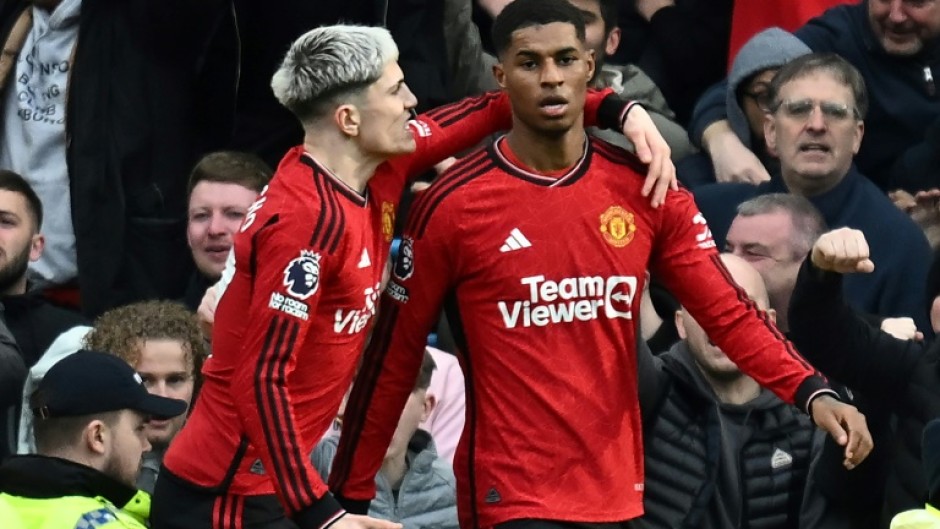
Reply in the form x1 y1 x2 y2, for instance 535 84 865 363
229 215 345 528
649 189 831 412
388 88 617 179
327 188 460 510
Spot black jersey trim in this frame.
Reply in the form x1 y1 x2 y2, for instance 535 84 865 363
406 148 494 239
301 153 368 207
425 91 502 128
490 134 591 188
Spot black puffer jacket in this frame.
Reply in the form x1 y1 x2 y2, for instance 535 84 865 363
632 341 816 529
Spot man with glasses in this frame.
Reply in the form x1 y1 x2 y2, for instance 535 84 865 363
693 52 932 334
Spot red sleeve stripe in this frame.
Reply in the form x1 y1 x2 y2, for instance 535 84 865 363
254 316 317 512
406 150 494 238
309 170 342 253
327 302 402 491
707 253 815 372
424 91 502 128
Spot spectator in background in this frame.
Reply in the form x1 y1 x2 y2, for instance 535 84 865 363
446 0 695 160
0 350 187 529
690 0 940 191
677 27 810 188
314 350 458 529
725 194 825 334
693 53 933 334
16 300 204 495
81 301 205 494
419 347 465 465
614 0 733 125
0 0 234 317
0 171 87 368
788 227 940 527
633 254 818 529
185 151 271 311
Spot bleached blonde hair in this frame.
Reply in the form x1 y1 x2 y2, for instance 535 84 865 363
271 25 399 122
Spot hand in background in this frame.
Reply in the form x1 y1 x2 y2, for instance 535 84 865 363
811 228 875 274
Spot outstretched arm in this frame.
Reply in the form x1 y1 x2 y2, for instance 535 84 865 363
788 228 925 404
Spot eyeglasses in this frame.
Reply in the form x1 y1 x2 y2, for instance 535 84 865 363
773 98 860 122
742 82 773 109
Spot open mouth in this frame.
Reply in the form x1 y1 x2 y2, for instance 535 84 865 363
539 95 569 117
798 143 831 154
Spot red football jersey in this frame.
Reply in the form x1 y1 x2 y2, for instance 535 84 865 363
163 91 621 527
330 136 830 528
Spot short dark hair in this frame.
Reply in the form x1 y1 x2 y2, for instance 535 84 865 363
187 151 272 196
597 0 619 34
736 193 827 258
0 170 42 230
414 349 437 392
768 53 869 120
491 0 587 57
32 409 121 455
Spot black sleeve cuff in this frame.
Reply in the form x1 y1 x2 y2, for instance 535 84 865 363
597 94 640 131
334 493 371 516
795 375 839 416
294 492 345 529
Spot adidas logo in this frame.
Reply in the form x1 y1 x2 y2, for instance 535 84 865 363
770 448 793 469
500 228 532 253
249 459 266 475
357 248 371 268
484 488 502 504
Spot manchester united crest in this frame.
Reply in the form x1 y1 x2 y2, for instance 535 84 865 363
381 202 396 243
599 206 636 248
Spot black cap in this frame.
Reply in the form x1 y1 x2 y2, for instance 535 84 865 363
30 350 188 420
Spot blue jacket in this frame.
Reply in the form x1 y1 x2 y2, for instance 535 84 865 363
693 165 932 332
689 1 940 191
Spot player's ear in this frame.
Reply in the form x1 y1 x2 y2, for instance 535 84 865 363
585 49 595 81
335 103 361 138
493 62 508 90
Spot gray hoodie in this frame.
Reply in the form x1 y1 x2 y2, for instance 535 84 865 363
726 27 811 150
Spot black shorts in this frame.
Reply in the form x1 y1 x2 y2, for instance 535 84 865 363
151 467 299 529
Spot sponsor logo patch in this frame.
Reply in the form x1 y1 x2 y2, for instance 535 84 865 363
498 274 638 328
693 212 716 249
283 250 321 300
394 237 415 280
269 292 310 320
386 281 410 304
334 282 381 335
